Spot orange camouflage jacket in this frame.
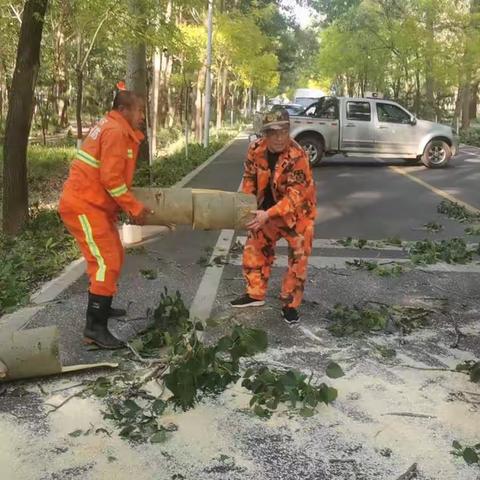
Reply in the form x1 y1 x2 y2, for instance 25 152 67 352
242 138 316 229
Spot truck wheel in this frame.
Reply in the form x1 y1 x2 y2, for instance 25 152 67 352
298 135 324 167
422 139 451 168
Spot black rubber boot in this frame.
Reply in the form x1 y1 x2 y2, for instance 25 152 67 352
84 293 125 349
109 305 127 318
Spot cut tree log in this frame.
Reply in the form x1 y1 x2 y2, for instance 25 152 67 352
132 187 193 225
132 187 256 230
192 189 255 230
0 326 118 382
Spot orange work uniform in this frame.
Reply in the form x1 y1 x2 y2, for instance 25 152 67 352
242 138 316 308
59 110 145 296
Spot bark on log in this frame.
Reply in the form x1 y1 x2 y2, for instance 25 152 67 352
192 189 255 230
132 187 256 230
132 187 193 225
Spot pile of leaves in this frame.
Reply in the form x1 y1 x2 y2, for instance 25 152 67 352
408 238 475 265
346 259 406 277
423 222 443 233
337 237 403 249
83 290 343 442
90 373 172 443
242 362 342 418
437 200 480 224
326 302 432 337
455 360 480 384
465 225 480 236
0 207 79 314
451 440 480 466
87 290 268 442
164 323 268 410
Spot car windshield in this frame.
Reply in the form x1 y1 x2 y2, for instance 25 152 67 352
295 97 319 107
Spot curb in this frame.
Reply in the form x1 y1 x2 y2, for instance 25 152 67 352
0 132 245 331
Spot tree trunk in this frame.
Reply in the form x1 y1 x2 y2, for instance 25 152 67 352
76 66 83 148
469 81 478 120
424 8 436 121
126 41 149 163
2 0 49 235
151 48 161 158
0 67 5 130
461 70 472 130
215 67 222 129
194 65 206 142
453 85 463 131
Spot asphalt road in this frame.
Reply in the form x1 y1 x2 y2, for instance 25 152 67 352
2 136 480 480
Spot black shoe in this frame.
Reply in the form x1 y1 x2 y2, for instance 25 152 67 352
231 294 265 308
84 293 125 349
109 306 127 318
282 307 300 325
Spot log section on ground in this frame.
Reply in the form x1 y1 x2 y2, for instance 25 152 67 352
0 326 118 381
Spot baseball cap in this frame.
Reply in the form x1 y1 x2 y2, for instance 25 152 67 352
261 109 290 132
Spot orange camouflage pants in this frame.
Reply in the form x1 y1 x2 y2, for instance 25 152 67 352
243 218 314 308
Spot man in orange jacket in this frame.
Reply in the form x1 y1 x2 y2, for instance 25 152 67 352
59 90 150 349
231 109 316 324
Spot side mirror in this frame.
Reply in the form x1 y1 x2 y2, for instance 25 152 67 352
410 116 417 126
248 133 259 143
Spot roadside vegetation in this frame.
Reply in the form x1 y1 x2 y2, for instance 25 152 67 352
0 128 238 316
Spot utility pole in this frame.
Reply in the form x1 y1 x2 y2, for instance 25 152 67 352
203 0 213 147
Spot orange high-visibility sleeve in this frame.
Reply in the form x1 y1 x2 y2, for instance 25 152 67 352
99 128 144 218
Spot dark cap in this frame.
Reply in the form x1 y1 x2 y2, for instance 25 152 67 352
261 109 290 132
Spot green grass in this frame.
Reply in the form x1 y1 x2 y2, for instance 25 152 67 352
0 208 79 315
460 124 480 147
134 132 235 187
0 145 75 208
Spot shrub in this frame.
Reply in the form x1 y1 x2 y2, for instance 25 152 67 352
0 208 79 315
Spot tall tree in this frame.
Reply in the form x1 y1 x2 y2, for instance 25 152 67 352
2 0 49 234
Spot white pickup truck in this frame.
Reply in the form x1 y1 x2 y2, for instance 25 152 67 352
254 96 457 168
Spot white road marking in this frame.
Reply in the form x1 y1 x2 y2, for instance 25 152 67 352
235 236 405 251
229 255 480 273
189 179 244 321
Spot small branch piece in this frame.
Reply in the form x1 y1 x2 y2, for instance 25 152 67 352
396 463 418 480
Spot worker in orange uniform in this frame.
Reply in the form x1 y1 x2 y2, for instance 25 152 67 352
59 90 150 349
231 109 316 324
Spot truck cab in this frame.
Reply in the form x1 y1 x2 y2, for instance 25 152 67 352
286 96 457 168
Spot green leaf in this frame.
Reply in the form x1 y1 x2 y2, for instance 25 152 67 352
152 399 167 415
326 361 345 379
68 429 83 437
318 385 338 404
253 405 271 418
216 336 233 352
164 367 196 410
299 407 315 417
452 440 462 450
462 447 479 465
150 430 168 444
119 425 136 438
140 269 158 280
470 363 480 383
